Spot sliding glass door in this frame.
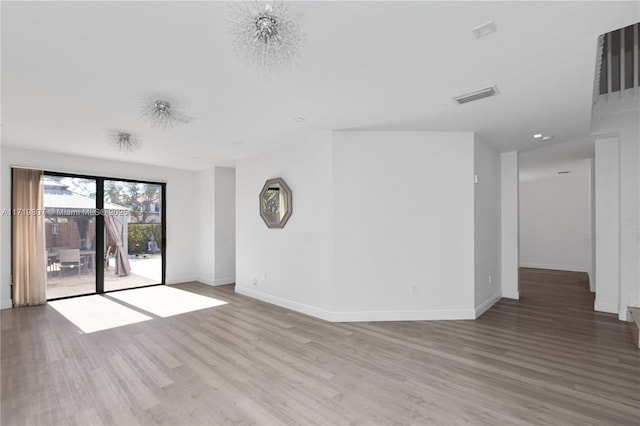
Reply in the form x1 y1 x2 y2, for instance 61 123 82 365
103 180 163 292
44 175 97 299
38 172 165 300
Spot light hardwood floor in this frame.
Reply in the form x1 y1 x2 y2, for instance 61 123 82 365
2 269 639 425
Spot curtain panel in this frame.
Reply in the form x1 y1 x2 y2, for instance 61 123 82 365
12 168 47 306
104 214 131 277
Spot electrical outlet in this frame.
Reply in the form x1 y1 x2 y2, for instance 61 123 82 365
411 285 418 294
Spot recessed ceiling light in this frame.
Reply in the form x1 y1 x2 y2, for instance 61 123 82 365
294 117 306 123
472 21 497 38
533 134 543 139
542 136 553 141
232 141 242 145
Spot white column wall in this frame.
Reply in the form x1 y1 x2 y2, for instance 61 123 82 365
474 135 502 317
501 151 519 299
594 137 620 314
195 167 216 285
592 108 639 319
214 167 236 285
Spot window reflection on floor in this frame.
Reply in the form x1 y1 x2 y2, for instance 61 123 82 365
49 295 152 333
107 286 227 318
49 287 227 333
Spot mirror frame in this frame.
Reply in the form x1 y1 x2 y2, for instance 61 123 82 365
259 177 292 229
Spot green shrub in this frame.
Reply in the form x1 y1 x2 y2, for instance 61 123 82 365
127 224 162 255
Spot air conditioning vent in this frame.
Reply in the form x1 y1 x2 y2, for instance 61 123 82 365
453 85 499 105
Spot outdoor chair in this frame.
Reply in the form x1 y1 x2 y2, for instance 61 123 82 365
58 249 81 276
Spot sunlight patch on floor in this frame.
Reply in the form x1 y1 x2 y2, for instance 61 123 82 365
108 285 227 318
49 295 153 333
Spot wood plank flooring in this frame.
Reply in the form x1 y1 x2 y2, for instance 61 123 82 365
2 269 639 425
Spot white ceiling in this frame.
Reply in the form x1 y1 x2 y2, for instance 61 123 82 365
2 1 638 171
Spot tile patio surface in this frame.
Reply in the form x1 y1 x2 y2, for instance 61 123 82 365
46 257 162 299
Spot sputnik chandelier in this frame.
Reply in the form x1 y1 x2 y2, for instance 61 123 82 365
109 132 140 153
140 99 193 130
228 1 304 69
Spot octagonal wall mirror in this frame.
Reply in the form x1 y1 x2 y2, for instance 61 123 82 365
259 177 292 228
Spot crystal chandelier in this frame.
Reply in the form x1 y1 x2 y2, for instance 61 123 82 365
109 132 140 153
140 99 193 130
228 1 304 69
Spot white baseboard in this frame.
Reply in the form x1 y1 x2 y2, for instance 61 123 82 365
588 270 595 292
190 276 236 287
502 289 520 300
1 299 12 310
519 262 587 273
235 286 335 321
194 276 215 286
475 292 502 318
594 300 618 314
330 308 476 322
213 276 235 286
235 286 476 322
619 293 640 321
627 292 640 308
165 275 197 285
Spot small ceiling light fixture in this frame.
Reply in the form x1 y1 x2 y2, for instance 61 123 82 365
542 135 553 141
558 170 571 175
109 132 140 153
140 99 193 130
228 1 304 69
533 134 543 139
232 141 243 146
473 21 498 38
294 116 306 122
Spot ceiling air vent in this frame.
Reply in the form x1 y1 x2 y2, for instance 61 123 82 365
453 85 499 105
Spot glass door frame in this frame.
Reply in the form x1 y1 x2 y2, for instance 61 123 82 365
40 170 166 301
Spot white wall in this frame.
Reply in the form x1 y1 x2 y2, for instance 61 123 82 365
589 158 596 291
592 108 639 319
332 131 476 320
501 152 519 299
214 167 235 285
594 138 620 314
195 167 216 285
1 147 199 308
235 130 483 321
519 159 592 273
474 135 502 316
235 132 335 318
0 146 2 307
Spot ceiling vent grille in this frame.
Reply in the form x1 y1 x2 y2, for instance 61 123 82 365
453 85 499 105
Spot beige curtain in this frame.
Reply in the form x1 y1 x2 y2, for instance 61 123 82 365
104 214 131 277
12 168 47 306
